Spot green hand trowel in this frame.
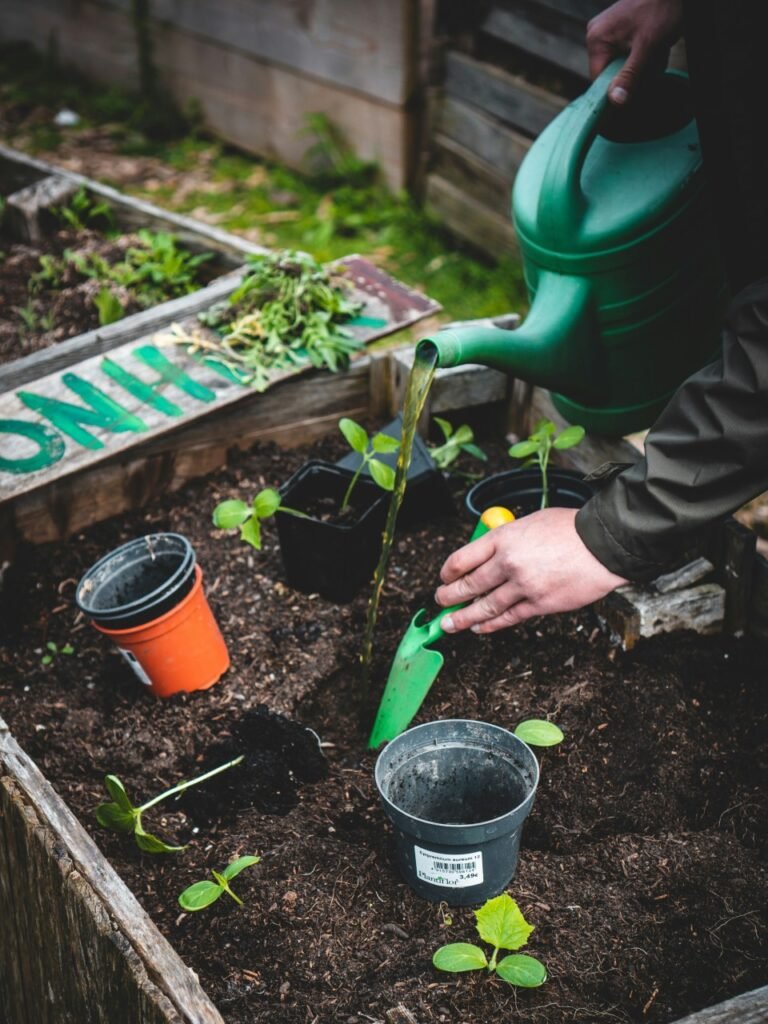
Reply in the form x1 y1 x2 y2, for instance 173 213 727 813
368 506 515 749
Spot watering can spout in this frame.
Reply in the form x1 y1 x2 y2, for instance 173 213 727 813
417 271 599 400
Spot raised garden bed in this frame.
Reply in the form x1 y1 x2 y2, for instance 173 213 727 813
1 428 767 1024
0 144 267 390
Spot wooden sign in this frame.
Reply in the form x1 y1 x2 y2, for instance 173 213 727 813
0 256 439 500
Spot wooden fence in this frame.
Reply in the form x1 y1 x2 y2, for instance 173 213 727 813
0 0 430 190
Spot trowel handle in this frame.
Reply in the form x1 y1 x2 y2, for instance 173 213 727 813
427 506 515 643
538 57 624 239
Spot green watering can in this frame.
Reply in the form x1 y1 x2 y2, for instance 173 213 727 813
418 60 728 435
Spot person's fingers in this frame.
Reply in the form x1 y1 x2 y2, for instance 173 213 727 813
469 600 538 634
435 556 510 610
438 530 500 586
440 581 524 634
605 39 651 104
587 34 618 80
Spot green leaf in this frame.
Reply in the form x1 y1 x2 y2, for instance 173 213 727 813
252 487 282 519
461 443 488 462
432 943 488 972
178 880 223 911
514 720 564 747
221 855 261 881
434 416 453 441
95 802 136 834
534 419 556 436
371 432 400 454
239 516 263 550
211 869 228 887
46 641 57 652
134 821 185 854
369 459 396 491
508 440 538 459
93 287 124 326
496 953 547 987
475 894 534 952
61 644 74 655
105 775 135 814
213 499 251 529
553 425 585 450
338 417 368 454
41 654 52 665
452 424 473 446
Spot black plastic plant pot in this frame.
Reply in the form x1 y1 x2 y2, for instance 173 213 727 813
75 533 196 630
336 415 455 528
275 460 388 603
375 720 539 906
465 467 594 519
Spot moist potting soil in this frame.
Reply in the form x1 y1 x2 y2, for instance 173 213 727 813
0 432 766 1024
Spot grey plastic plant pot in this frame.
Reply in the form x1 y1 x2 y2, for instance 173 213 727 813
75 533 196 630
374 720 539 906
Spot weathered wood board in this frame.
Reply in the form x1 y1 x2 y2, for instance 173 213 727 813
0 255 438 498
0 716 224 1024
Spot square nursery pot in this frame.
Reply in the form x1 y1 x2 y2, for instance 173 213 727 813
336 415 454 528
466 467 594 519
275 460 389 602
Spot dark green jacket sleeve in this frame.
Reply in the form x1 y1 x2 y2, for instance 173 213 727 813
575 278 768 581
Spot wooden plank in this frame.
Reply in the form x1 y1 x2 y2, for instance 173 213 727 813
0 717 224 1022
668 985 768 1024
431 133 513 218
444 51 567 138
597 581 725 651
482 2 590 79
106 0 418 106
0 257 438 513
527 0 606 21
437 95 532 178
425 174 519 258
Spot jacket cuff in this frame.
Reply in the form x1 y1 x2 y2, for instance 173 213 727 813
575 495 675 582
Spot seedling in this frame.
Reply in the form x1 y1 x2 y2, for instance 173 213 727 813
338 417 400 510
53 186 114 232
212 487 307 551
433 893 547 988
429 417 487 473
508 418 585 509
40 640 74 666
95 755 243 853
178 855 260 912
93 287 125 326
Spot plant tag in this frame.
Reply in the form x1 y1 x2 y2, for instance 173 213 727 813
117 648 153 688
414 846 483 888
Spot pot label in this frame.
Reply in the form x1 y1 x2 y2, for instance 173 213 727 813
414 846 483 888
117 648 153 688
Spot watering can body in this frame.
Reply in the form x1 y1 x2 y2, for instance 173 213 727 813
419 63 728 435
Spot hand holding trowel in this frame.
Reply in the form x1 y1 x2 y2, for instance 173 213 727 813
368 506 515 749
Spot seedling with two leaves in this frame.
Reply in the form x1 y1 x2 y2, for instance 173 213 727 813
95 755 243 853
212 417 399 549
508 418 585 510
433 893 546 988
40 640 74 666
178 855 260 911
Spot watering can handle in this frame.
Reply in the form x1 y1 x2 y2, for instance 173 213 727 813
538 57 625 240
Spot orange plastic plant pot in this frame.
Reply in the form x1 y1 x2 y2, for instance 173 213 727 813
93 565 230 697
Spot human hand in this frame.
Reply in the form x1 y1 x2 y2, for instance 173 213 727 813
586 0 684 106
435 507 628 634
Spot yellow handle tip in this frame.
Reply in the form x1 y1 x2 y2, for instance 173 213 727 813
480 506 515 529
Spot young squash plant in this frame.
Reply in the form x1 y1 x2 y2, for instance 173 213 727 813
429 417 487 474
508 418 585 510
178 855 261 911
433 893 547 988
95 756 243 853
212 417 399 549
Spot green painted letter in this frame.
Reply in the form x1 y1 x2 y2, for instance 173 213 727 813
0 419 65 474
100 345 216 415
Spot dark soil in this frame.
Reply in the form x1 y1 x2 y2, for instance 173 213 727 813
0 225 216 364
1 433 766 1024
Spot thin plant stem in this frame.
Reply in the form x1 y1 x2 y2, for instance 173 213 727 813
341 462 364 511
139 755 244 812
